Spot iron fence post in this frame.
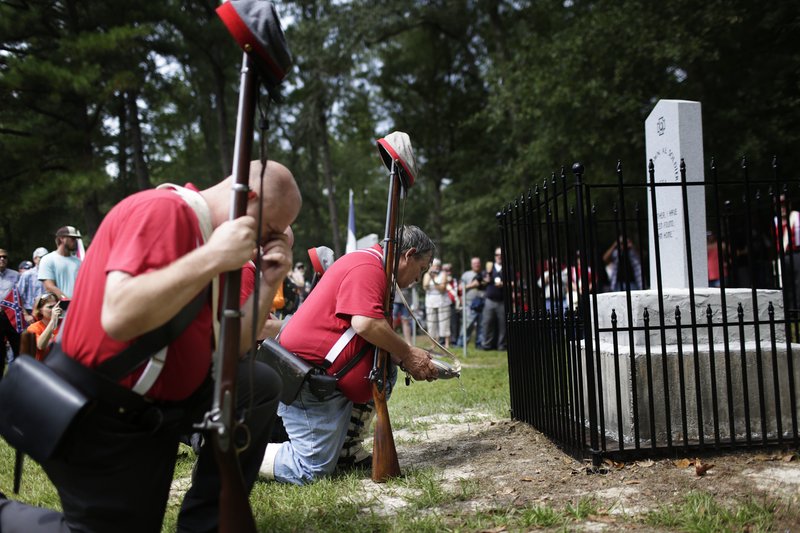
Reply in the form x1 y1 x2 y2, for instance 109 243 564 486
572 162 600 464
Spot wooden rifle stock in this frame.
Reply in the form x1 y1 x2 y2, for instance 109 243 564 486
209 52 258 533
371 162 403 482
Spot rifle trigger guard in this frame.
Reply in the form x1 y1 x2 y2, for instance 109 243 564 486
234 421 252 454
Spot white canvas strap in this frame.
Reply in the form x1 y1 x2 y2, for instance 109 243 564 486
322 247 383 367
131 184 218 395
324 326 357 366
131 346 168 395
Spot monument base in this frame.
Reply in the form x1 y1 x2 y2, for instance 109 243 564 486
586 341 800 447
584 288 799 447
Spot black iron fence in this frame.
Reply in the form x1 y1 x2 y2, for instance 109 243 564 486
499 157 800 463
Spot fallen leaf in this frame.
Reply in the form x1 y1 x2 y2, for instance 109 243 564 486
674 458 693 469
624 480 640 485
480 527 507 533
695 461 715 476
604 458 625 469
520 477 533 482
782 453 796 462
636 459 655 468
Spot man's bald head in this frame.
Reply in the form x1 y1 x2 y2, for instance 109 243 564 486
201 159 302 234
246 160 302 236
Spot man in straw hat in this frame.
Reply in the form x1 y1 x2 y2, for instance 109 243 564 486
259 132 439 485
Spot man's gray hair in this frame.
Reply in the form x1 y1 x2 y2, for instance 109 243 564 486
399 225 436 257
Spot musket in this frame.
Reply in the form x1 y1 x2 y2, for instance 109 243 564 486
193 49 259 533
371 159 404 481
201 2 292 531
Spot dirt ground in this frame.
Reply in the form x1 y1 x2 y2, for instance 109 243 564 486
368 410 800 530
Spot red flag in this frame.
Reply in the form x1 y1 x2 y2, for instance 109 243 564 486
1 288 27 333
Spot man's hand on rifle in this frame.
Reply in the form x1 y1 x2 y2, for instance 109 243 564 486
207 216 259 272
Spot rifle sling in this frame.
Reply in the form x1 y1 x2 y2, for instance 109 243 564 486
94 288 207 381
320 341 373 380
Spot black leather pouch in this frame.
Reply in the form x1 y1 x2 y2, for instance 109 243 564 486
0 355 91 462
307 373 338 401
257 338 316 404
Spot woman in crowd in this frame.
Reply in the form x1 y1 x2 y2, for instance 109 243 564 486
422 258 451 348
26 292 62 360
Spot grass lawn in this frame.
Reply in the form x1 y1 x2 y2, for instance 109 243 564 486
2 346 794 532
0 345 510 532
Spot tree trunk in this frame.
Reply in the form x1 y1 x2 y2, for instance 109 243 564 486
127 91 151 191
212 61 232 176
116 92 130 195
318 103 341 257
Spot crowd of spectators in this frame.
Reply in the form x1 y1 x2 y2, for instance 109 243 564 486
1 226 82 366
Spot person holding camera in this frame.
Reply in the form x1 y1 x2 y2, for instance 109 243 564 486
459 256 486 347
26 292 63 361
423 258 451 348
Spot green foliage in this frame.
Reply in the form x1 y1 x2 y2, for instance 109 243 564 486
389 346 511 429
1 0 798 269
644 490 778 533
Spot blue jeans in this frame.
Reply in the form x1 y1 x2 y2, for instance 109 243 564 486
271 364 397 485
458 302 483 346
273 383 354 485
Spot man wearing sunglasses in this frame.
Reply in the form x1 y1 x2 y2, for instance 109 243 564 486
0 249 19 300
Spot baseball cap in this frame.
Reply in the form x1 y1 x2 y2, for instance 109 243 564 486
56 226 82 238
18 260 34 270
32 247 48 259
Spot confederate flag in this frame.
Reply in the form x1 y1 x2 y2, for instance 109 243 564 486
1 288 27 333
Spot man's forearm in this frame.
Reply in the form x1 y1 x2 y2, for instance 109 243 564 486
351 315 411 363
101 246 226 341
42 280 65 299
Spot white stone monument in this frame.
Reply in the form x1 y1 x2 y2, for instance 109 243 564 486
583 100 800 448
645 100 708 289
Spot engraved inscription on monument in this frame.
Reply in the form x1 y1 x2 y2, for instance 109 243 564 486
645 100 707 289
